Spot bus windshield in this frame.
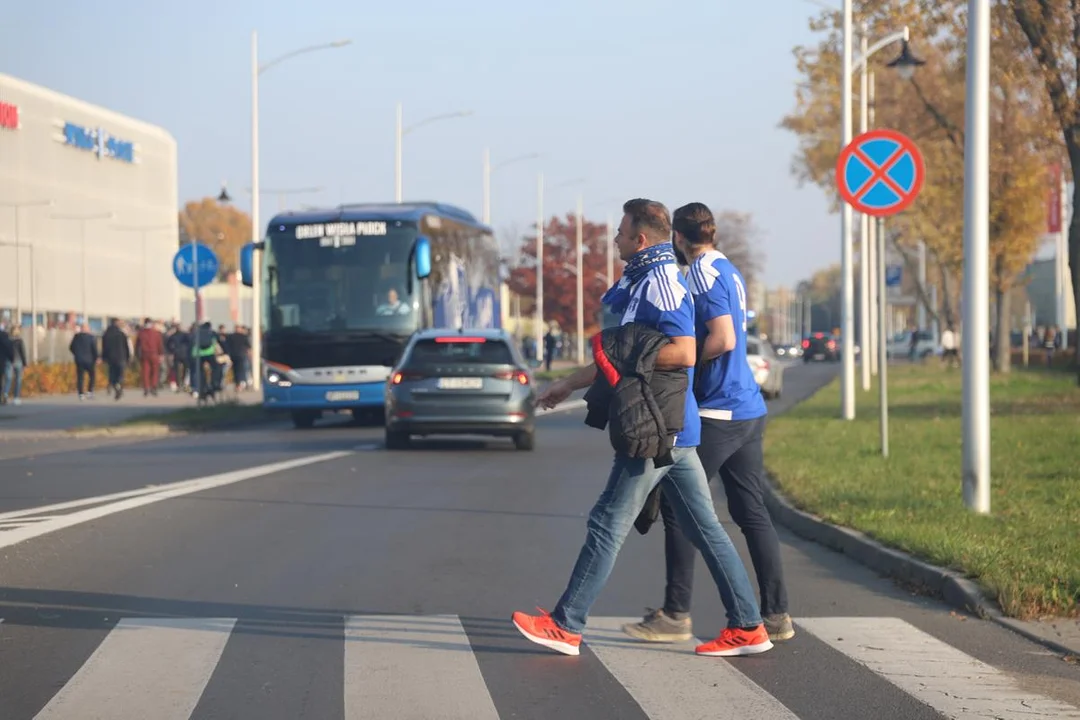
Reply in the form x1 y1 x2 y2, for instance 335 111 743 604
264 220 419 334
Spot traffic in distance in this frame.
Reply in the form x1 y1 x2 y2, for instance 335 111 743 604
239 202 502 430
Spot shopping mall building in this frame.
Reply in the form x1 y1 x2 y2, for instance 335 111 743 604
0 72 179 353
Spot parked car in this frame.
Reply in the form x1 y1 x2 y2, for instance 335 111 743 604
802 333 839 362
747 336 783 399
886 330 937 360
384 328 536 450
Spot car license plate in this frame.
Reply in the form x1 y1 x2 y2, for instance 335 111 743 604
437 377 484 390
325 390 360 401
814 353 824 360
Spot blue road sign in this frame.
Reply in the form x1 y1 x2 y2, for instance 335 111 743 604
836 128 925 217
885 264 903 287
172 242 219 289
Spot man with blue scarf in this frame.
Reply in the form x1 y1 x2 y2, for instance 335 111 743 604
511 199 772 659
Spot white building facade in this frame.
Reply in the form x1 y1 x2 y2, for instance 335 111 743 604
0 72 179 341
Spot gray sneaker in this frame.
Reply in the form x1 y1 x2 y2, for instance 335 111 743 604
764 613 795 641
621 608 693 643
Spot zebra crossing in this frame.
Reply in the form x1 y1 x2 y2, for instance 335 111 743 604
1 612 1078 719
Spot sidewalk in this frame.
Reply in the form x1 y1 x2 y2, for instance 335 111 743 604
0 390 260 437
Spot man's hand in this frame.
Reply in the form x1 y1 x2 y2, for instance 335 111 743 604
536 378 573 409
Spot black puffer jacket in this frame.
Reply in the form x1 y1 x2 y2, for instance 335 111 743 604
583 322 689 464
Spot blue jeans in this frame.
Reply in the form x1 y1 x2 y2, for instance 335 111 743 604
551 447 762 634
2 362 21 399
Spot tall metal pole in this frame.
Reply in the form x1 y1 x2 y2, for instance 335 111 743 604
576 193 584 364
878 216 889 457
395 102 403 203
482 148 491 225
859 25 871 392
1059 167 1070 347
13 209 20 324
535 172 544 364
250 29 263 391
868 71 879 377
840 0 856 419
917 240 927 330
962 0 991 514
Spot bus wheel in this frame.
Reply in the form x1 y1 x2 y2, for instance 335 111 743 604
291 411 317 429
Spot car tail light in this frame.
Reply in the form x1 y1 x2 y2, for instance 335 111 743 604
494 370 530 385
391 371 425 384
802 339 810 349
827 340 836 350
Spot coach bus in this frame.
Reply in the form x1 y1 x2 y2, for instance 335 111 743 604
240 202 502 428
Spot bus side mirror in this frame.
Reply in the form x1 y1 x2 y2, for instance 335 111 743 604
239 243 254 287
415 236 432 279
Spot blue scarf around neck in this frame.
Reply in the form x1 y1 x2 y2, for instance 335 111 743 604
601 242 677 311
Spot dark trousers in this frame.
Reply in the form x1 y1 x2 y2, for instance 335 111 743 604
660 415 788 618
107 362 124 388
76 362 95 394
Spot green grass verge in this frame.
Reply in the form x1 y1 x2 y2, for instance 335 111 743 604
764 363 1080 619
72 400 271 435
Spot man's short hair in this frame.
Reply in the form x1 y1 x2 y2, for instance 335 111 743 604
622 198 671 245
672 202 716 247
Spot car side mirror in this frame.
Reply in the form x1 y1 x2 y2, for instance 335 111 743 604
239 242 263 287
415 236 432 279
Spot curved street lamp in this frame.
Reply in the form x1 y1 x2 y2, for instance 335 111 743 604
395 104 473 203
482 150 542 225
249 32 351 390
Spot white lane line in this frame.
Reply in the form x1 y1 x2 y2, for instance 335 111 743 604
343 614 499 720
33 617 236 720
586 617 799 720
0 451 351 551
799 617 1080 719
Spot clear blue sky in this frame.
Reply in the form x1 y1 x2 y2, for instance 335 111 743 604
1 0 838 288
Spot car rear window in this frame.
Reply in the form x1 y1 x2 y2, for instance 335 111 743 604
407 338 515 365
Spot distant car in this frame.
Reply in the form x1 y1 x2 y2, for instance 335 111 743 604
773 343 802 359
886 330 937 360
802 333 839 362
384 328 536 450
747 336 783 399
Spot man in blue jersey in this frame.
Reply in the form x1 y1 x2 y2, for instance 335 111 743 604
623 202 793 644
511 199 772 659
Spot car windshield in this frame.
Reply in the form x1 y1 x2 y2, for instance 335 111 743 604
407 338 515 366
264 220 419 333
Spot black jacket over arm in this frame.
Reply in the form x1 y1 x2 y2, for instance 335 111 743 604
582 322 689 466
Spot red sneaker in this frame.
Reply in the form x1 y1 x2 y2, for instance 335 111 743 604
695 625 774 657
511 607 582 656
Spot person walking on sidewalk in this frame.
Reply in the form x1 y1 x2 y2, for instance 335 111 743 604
511 198 772 659
135 318 164 396
1 325 27 405
69 324 98 400
622 202 793 645
101 318 130 400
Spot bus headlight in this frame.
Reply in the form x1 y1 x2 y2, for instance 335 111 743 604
265 368 293 388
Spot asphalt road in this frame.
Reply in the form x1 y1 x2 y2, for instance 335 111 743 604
1 363 1078 720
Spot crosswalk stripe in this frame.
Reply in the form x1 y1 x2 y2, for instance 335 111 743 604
32 617 235 720
799 617 1080 719
586 617 799 720
343 614 499 720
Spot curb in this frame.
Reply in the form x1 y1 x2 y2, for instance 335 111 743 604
761 474 1080 658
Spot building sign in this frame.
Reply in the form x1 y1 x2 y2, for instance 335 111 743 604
293 221 388 239
0 102 18 130
61 122 135 163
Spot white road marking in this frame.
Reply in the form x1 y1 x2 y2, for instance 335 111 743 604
33 617 236 720
0 451 352 551
343 614 499 720
586 617 799 720
799 617 1080 719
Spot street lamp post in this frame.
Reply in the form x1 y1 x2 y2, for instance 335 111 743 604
50 212 114 323
962 0 991 514
250 31 351 392
533 174 585 364
842 18 924 414
394 103 473 203
576 193 584 364
482 150 541 226
0 200 52 350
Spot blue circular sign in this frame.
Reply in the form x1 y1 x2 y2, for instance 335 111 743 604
836 129 925 217
172 242 219 289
